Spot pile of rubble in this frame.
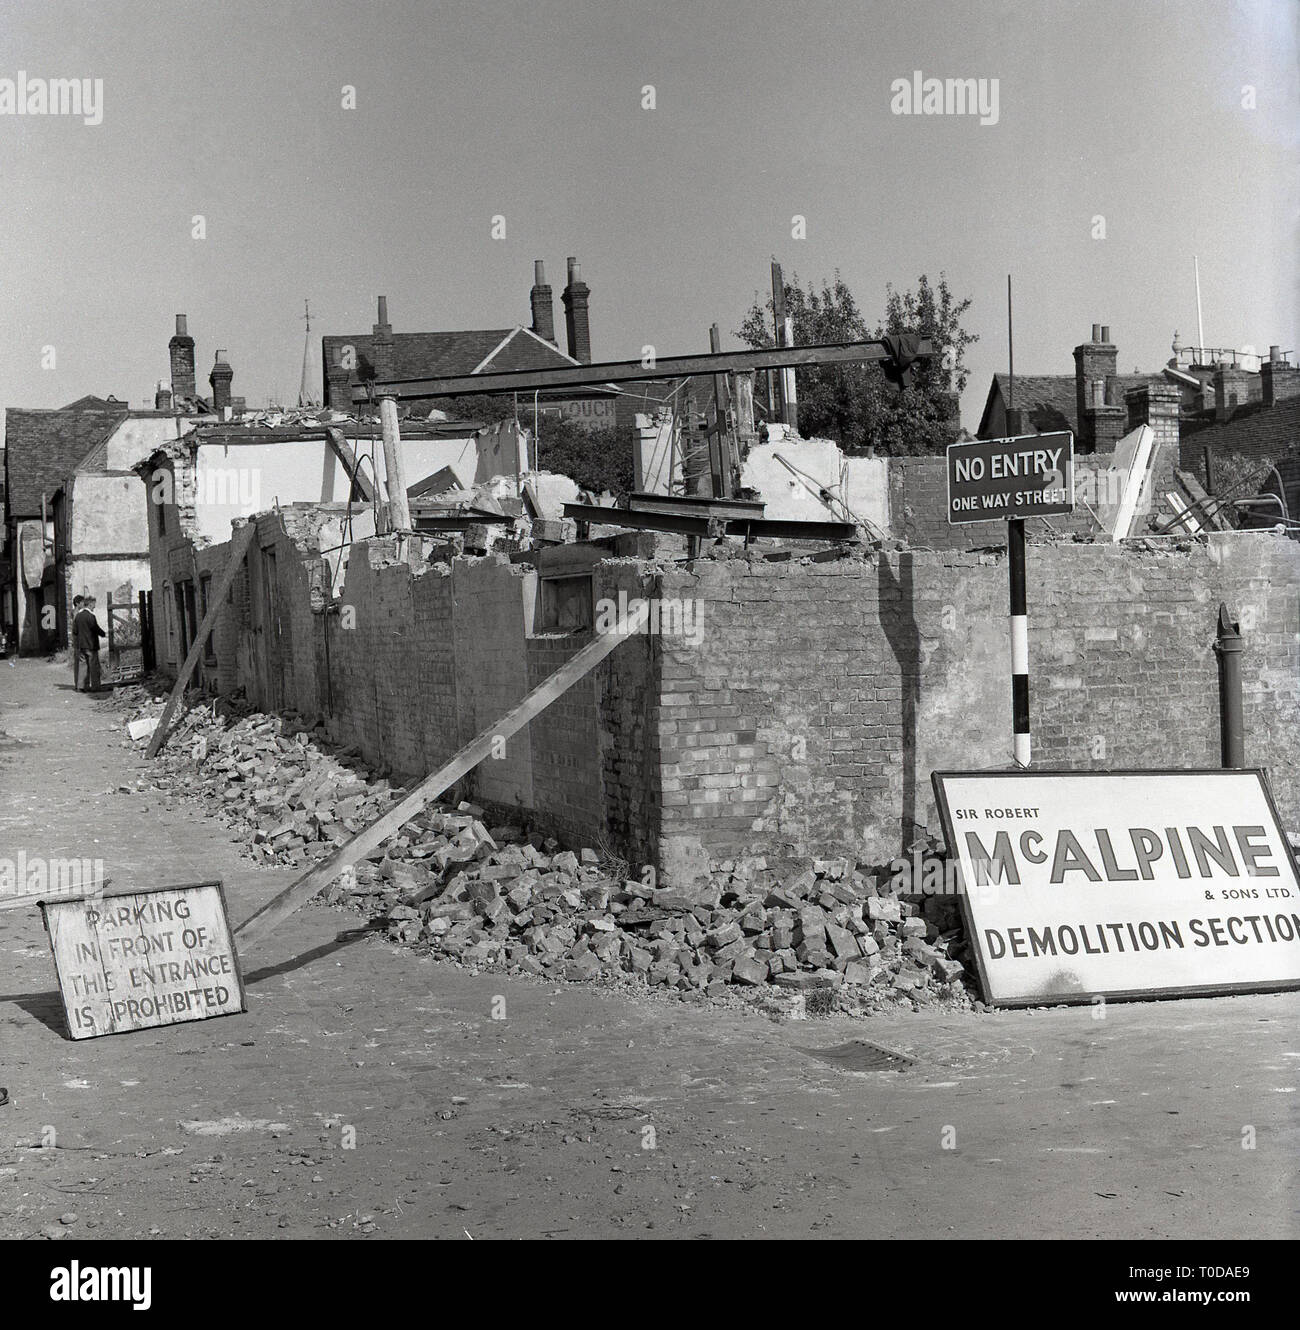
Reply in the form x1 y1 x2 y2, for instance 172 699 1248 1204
112 688 975 1012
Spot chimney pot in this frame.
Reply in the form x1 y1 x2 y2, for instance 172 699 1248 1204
377 296 388 326
1270 345 1281 363
1091 323 1102 342
175 314 188 336
534 260 546 285
567 256 579 284
1100 325 1110 344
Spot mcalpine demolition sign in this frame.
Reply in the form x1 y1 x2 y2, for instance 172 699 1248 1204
933 770 1300 1005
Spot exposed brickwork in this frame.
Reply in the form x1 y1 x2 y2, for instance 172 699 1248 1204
1261 361 1300 408
651 535 1300 877
1125 382 1181 495
154 513 1300 886
888 454 1107 549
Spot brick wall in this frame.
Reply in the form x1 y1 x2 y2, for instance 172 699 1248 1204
888 454 1109 549
163 512 1300 886
651 533 1300 880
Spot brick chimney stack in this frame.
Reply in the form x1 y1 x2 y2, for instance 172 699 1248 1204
561 257 591 364
169 313 196 401
372 295 394 382
1259 347 1299 408
1125 381 1182 501
209 349 234 416
530 260 556 345
1073 323 1122 452
1213 361 1254 422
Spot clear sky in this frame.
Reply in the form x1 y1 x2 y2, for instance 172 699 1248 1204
0 0 1295 426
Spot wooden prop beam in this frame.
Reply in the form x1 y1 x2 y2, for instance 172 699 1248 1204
324 427 375 502
233 600 652 950
146 523 256 758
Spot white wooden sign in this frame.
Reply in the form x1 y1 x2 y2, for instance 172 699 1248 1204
42 881 245 1039
933 770 1300 1006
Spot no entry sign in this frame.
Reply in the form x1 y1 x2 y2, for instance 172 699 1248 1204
947 431 1074 524
933 770 1300 1006
41 881 245 1039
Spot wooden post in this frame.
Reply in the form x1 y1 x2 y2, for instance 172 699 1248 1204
146 523 256 758
708 323 733 498
324 426 375 503
1008 517 1030 767
771 262 798 430
233 599 652 950
770 262 787 425
379 396 410 532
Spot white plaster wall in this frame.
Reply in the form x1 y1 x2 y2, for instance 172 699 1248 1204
70 474 149 554
742 438 890 533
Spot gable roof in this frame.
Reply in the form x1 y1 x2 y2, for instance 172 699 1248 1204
61 394 128 412
321 325 577 394
2 409 127 518
978 374 1077 436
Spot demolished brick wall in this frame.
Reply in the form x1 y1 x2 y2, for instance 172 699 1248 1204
172 513 1300 890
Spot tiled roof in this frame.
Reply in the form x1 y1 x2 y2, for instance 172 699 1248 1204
1179 397 1300 475
978 374 1077 436
61 394 128 412
978 372 1160 438
3 409 126 517
321 326 577 389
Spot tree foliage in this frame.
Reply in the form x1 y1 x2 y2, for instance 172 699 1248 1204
534 418 635 495
736 269 978 456
419 394 634 494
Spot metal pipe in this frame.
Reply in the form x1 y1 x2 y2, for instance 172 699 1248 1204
1214 604 1244 768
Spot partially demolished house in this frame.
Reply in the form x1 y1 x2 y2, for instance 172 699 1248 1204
140 330 1300 889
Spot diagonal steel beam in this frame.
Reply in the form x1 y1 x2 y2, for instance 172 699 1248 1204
352 337 934 402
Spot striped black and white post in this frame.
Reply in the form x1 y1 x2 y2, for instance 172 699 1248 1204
1008 517 1030 766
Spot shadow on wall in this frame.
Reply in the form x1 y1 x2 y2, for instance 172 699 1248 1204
878 551 921 857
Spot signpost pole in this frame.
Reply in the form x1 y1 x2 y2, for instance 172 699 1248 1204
1008 517 1030 766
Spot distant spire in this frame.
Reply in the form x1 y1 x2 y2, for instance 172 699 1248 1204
298 299 317 407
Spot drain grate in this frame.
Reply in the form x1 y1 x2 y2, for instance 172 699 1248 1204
803 1039 916 1073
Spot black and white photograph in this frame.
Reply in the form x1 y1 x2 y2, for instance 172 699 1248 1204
0 0 1296 1294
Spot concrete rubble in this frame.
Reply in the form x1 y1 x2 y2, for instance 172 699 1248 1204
112 686 976 1015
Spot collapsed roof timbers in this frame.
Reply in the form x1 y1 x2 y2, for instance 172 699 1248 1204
351 337 935 403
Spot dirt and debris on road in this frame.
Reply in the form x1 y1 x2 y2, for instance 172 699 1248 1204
111 682 974 1017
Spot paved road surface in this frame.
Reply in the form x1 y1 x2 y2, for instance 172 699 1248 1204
1 658 1295 1239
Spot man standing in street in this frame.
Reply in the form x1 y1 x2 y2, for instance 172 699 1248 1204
73 594 106 692
70 595 85 690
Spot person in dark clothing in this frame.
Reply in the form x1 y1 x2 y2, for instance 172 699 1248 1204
73 595 106 692
70 595 85 690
